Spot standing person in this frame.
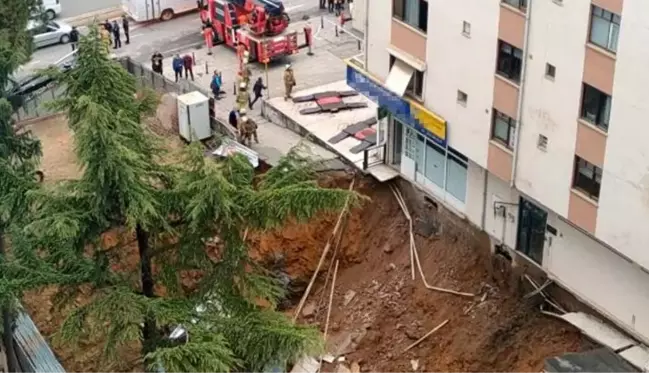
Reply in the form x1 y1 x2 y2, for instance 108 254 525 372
228 107 239 129
122 15 130 45
236 82 249 111
100 27 111 50
172 54 183 82
334 0 343 16
327 0 334 13
319 0 326 9
69 26 79 51
112 20 121 49
151 51 163 74
104 20 113 44
210 70 223 99
249 77 266 109
183 54 194 81
283 64 296 101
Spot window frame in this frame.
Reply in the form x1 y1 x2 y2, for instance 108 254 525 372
572 156 603 201
389 55 425 99
491 109 516 149
392 0 428 33
580 83 611 132
496 40 523 83
588 5 621 53
501 0 527 12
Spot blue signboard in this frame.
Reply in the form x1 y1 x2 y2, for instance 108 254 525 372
346 65 447 147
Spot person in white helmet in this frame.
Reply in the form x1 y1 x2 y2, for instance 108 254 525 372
283 64 296 100
236 81 250 111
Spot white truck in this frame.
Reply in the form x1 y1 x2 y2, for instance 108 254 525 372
121 0 199 22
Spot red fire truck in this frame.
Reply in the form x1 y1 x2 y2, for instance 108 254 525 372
198 0 312 63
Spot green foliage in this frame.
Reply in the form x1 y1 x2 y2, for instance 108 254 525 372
4 24 362 373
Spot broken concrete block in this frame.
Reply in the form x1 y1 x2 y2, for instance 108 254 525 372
382 244 393 254
343 290 357 306
302 302 316 317
335 364 351 373
291 356 320 373
351 362 361 373
410 359 419 371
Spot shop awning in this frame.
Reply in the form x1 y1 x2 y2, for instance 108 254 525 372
385 58 414 97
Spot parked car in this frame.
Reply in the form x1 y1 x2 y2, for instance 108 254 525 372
27 20 72 48
40 0 62 20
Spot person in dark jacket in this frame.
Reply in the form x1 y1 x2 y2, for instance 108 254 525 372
248 77 266 109
183 54 194 81
327 0 334 13
172 54 184 82
112 20 121 49
151 51 163 74
122 15 130 44
69 26 79 51
228 108 238 129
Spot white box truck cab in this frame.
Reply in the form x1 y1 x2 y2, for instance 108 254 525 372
122 0 200 22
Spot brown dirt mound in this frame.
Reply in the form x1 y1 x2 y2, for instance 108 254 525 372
273 176 591 372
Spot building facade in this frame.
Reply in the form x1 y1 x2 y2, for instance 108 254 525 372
347 0 649 350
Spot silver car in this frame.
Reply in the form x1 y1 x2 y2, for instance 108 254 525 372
27 20 72 48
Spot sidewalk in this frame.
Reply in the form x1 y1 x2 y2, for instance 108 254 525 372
161 17 361 166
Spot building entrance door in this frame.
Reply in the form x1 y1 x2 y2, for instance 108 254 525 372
516 198 547 265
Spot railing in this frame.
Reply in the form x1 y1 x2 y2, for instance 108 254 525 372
362 143 386 170
12 85 66 123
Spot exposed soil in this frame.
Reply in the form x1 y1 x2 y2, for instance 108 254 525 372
257 174 591 372
19 114 588 372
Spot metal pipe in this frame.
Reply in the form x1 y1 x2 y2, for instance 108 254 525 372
509 0 533 187
363 0 369 69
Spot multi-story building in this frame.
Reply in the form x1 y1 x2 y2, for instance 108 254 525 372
347 0 649 350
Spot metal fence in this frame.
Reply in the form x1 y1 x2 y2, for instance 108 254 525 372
12 84 66 122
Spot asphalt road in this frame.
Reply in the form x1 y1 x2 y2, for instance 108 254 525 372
59 0 121 19
19 0 327 78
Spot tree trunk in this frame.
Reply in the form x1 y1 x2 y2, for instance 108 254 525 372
0 228 19 373
135 224 157 365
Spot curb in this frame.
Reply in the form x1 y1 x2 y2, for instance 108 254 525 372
62 6 124 27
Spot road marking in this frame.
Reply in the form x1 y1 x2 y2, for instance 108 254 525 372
285 4 304 13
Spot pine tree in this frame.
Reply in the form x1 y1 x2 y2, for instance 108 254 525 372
0 0 44 371
5 26 361 372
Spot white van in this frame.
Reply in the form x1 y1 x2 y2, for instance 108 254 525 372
122 0 199 22
40 0 62 20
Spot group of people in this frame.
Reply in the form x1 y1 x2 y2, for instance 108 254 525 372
68 15 130 52
320 0 352 15
147 49 299 149
99 16 130 50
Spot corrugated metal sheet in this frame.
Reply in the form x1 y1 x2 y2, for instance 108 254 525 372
13 311 65 373
544 348 638 372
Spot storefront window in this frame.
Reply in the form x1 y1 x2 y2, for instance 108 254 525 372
425 140 445 187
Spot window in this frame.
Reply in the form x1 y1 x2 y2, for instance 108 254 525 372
580 83 611 131
425 140 445 187
446 147 468 203
393 0 428 32
502 0 527 12
457 90 467 105
589 5 620 53
545 63 556 79
389 55 424 98
462 21 471 36
573 156 602 200
491 109 516 149
496 40 523 83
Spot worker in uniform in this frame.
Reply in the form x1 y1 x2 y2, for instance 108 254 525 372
239 115 259 146
283 64 296 101
236 81 250 111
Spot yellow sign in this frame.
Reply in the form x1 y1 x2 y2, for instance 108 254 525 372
410 102 447 142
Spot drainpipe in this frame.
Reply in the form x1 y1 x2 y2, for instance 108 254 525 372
363 0 370 69
509 1 533 188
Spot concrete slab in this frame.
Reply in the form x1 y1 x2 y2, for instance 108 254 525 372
619 344 649 371
560 312 635 351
